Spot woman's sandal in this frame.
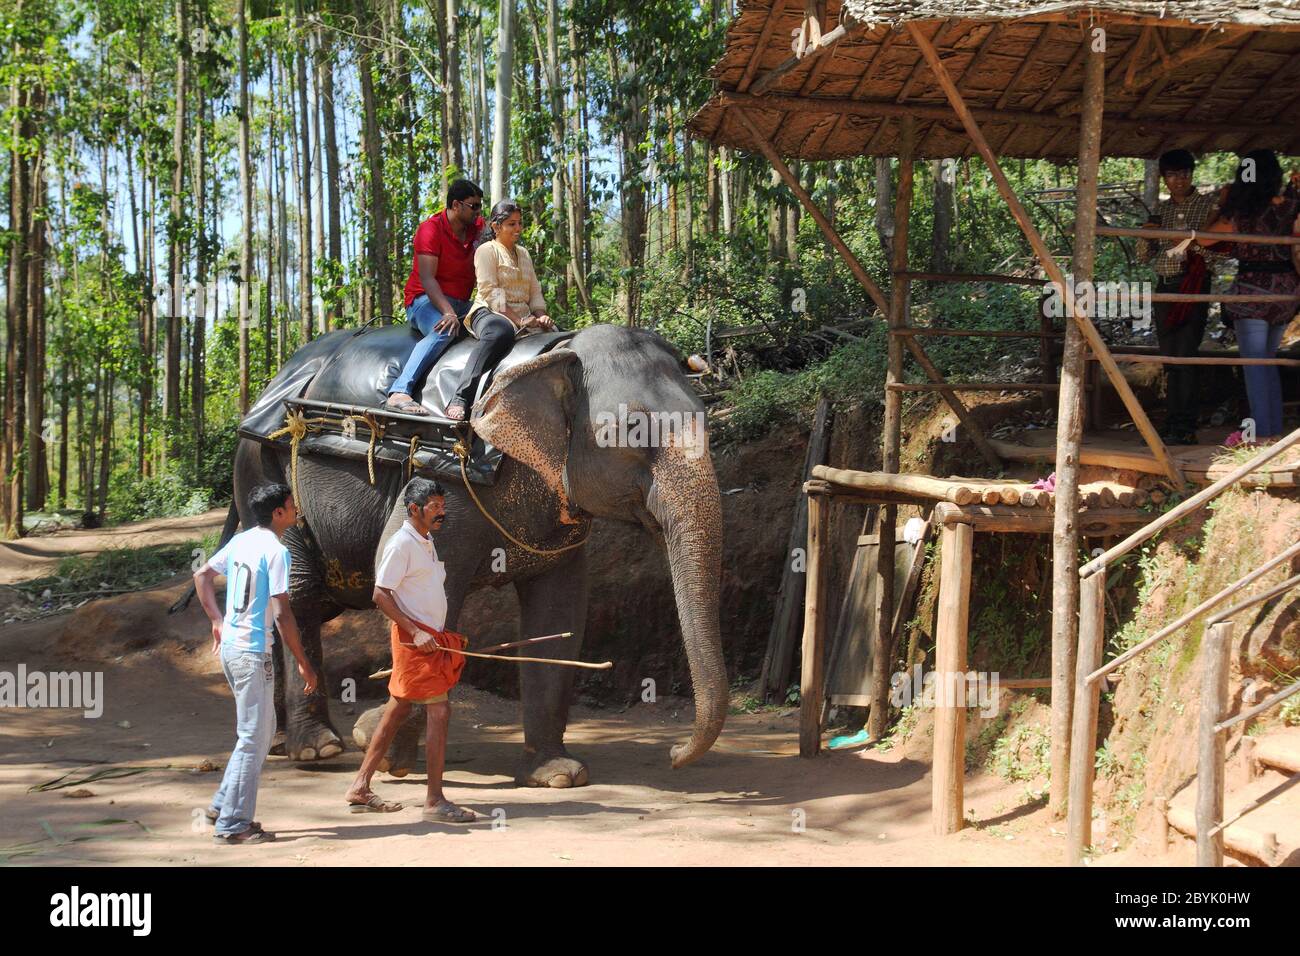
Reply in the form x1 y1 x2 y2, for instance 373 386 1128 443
444 400 467 422
386 397 430 417
348 793 404 814
421 801 476 824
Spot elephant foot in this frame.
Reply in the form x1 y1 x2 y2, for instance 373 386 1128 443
269 731 287 757
384 718 421 778
287 720 345 762
351 703 419 776
517 753 589 788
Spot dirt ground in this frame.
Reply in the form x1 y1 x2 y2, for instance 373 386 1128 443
0 509 228 586
0 573 1082 867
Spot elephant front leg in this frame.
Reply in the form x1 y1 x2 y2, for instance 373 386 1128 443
513 552 590 788
280 599 345 761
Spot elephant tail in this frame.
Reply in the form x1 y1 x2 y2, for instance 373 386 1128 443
168 499 241 614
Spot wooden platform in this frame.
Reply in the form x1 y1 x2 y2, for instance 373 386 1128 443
991 429 1300 488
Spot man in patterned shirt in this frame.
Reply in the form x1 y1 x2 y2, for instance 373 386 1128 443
1136 149 1223 445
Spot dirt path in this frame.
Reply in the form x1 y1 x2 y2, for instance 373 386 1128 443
0 509 229 586
0 588 1076 867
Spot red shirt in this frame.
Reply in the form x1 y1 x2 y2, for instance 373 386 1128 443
403 210 486 307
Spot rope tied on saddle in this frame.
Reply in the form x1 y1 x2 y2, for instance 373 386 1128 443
452 437 590 557
267 409 330 518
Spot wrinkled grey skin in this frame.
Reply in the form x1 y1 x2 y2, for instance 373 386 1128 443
230 324 725 787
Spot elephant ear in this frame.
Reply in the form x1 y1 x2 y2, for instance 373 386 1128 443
472 347 580 492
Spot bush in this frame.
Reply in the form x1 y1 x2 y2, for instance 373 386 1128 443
108 471 213 524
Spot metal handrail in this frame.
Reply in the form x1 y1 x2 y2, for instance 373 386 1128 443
1080 424 1300 578
1067 423 1300 865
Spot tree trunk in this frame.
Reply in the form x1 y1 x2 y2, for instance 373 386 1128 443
237 0 253 411
192 99 208 467
446 0 464 176
931 158 956 272
490 0 515 202
25 91 46 513
165 0 189 447
356 0 392 320
293 0 313 345
4 80 30 537
874 157 895 261
319 23 342 327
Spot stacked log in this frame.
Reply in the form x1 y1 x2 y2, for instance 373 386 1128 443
813 466 1146 511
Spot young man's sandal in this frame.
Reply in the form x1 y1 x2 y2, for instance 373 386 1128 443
348 793 404 813
421 801 476 824
214 826 275 846
387 397 430 416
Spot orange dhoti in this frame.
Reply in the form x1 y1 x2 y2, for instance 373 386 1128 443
388 622 468 704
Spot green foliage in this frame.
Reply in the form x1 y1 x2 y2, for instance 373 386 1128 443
988 722 1051 782
15 534 218 607
108 472 212 524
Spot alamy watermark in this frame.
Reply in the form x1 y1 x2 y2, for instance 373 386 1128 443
1042 274 1152 323
0 664 103 718
594 404 708 460
890 664 1000 718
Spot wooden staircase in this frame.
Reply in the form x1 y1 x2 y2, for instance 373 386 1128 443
1167 727 1300 867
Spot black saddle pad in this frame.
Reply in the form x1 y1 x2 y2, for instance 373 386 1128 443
238 323 573 486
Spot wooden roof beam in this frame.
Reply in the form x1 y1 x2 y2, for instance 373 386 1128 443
1124 26 1238 91
737 0 789 93
718 91 1287 139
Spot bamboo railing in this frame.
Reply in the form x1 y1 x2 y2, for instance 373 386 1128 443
1067 425 1300 866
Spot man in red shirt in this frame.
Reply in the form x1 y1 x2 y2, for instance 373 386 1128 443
386 180 487 416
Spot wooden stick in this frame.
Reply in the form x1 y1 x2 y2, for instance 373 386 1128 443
750 22 852 96
799 491 830 758
1147 293 1300 303
1068 571 1106 865
1196 621 1231 867
870 115 913 743
1097 224 1300 246
897 271 1045 286
907 23 1185 489
475 631 574 654
891 327 1063 339
932 521 972 835
1105 354 1300 367
887 382 1064 392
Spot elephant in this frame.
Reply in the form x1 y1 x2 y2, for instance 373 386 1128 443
226 322 726 787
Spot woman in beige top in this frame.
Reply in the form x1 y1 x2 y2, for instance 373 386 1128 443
445 201 554 420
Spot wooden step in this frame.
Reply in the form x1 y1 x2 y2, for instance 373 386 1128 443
1254 727 1300 776
1167 772 1300 866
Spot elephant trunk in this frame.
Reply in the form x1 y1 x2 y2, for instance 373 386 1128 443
647 445 727 769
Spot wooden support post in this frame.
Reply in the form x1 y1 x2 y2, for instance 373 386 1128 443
869 116 913 742
799 489 830 758
1197 621 1232 867
1067 570 1105 865
1055 39 1104 821
932 520 972 835
906 24 1184 488
732 106 1002 470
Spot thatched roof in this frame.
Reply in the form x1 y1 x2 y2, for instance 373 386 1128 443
688 0 1300 160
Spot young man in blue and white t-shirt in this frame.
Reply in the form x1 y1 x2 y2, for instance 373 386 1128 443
194 483 318 846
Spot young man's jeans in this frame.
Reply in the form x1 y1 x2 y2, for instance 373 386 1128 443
211 645 277 836
1236 318 1285 437
388 294 471 399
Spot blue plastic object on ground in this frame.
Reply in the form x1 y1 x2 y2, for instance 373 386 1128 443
828 727 872 749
